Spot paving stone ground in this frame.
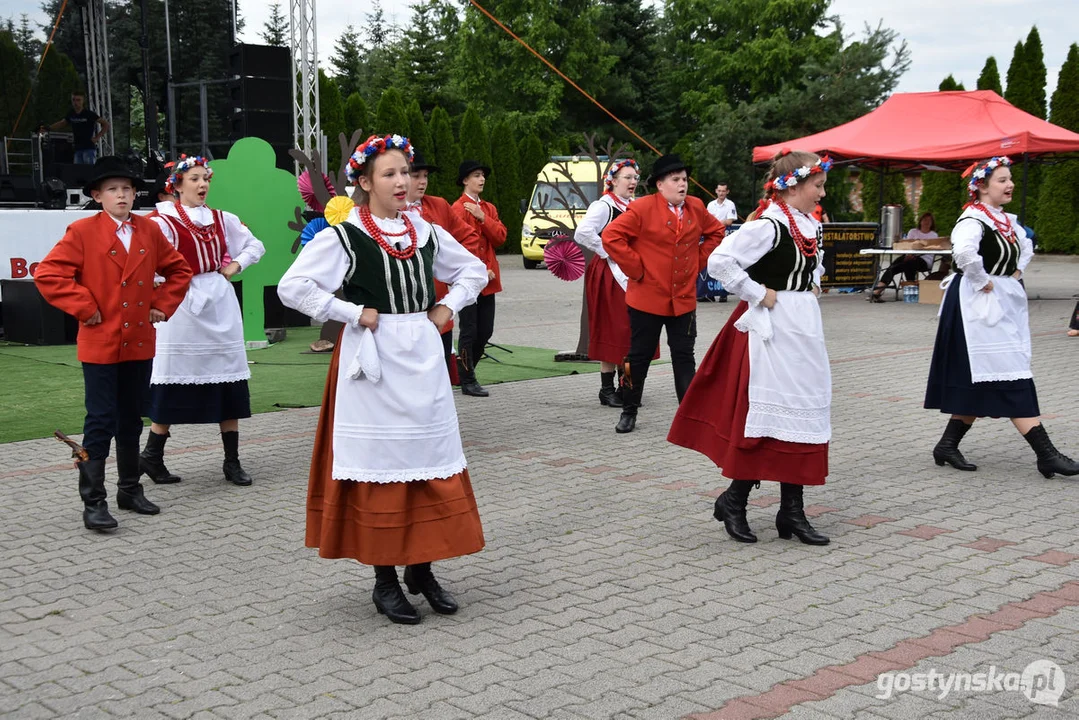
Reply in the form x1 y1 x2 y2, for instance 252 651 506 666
3 256 1078 720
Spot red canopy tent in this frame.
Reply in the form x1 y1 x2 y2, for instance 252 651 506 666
753 90 1079 170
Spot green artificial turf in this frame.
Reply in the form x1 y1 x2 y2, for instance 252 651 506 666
0 326 601 443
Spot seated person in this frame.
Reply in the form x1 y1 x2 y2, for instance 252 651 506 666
870 211 938 302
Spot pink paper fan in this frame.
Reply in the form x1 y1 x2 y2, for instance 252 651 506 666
298 170 335 212
544 237 585 282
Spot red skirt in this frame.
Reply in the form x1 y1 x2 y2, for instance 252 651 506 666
305 338 485 565
667 302 828 485
585 255 658 364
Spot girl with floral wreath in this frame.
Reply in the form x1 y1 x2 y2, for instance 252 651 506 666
139 156 265 487
668 150 834 546
925 156 1079 478
278 134 489 625
574 158 656 407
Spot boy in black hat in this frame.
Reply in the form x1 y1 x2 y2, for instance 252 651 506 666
452 160 507 397
601 154 725 433
35 156 192 531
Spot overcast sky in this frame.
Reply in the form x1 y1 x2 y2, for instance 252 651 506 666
6 0 1076 102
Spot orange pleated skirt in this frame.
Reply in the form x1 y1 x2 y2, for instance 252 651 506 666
305 338 485 566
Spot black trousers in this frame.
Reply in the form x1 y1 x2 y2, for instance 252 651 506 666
879 256 930 287
624 307 697 410
1070 300 1079 331
458 293 496 369
82 360 152 460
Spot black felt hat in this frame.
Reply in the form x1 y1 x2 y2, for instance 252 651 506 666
410 150 440 173
82 155 143 196
457 159 491 186
647 154 690 187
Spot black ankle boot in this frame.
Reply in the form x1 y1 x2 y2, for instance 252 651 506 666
116 441 159 515
78 458 117 531
713 480 757 543
776 483 829 545
933 419 977 471
615 384 640 434
1024 425 1079 478
403 563 458 614
457 355 489 397
139 430 181 483
598 372 622 407
373 566 421 624
221 431 253 486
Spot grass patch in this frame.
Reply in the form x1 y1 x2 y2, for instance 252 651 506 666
0 326 600 444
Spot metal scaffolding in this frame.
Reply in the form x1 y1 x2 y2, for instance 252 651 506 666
290 0 320 170
81 0 114 156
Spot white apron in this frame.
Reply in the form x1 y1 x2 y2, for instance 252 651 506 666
735 292 831 444
151 271 250 385
954 274 1032 383
332 312 467 484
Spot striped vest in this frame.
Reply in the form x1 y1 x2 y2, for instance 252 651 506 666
157 209 227 275
959 218 1021 277
745 217 819 292
333 222 438 314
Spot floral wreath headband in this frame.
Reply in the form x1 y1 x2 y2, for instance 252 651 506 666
345 134 414 186
604 159 640 192
962 156 1012 198
164 155 212 194
765 153 833 194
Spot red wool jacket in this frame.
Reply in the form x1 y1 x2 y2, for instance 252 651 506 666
35 211 193 363
601 194 725 316
416 194 482 331
452 193 507 295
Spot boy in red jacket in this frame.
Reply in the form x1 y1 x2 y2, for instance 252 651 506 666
35 156 192 531
452 160 507 397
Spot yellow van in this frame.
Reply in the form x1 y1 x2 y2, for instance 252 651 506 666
520 156 606 269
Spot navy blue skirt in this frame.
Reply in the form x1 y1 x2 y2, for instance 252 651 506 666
148 380 252 424
924 279 1039 418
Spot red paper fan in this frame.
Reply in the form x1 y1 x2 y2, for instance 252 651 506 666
298 170 335 212
544 237 585 282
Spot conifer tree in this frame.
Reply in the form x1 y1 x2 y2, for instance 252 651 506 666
344 92 370 137
0 31 31 136
404 100 433 159
457 104 492 168
1023 27 1047 119
318 69 345 171
977 57 1003 94
428 106 460 200
260 3 288 47
330 26 363 100
1035 43 1079 253
488 120 522 253
373 87 408 136
1004 40 1027 108
938 75 964 91
518 133 547 207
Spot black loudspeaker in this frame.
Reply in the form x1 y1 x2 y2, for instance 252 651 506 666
229 110 291 144
0 175 41 205
229 77 290 114
229 44 290 79
47 163 95 191
1 280 78 345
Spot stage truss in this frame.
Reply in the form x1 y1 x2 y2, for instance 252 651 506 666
81 0 114 156
290 0 320 169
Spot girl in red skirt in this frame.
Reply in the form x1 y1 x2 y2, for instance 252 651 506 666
668 150 833 545
575 158 647 406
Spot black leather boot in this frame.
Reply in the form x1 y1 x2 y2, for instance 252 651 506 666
373 566 421 624
403 562 458 614
221 431 253 486
598 372 622 407
1024 424 1079 478
139 430 182 483
615 382 640 434
776 483 829 545
933 418 977 471
713 480 757 543
78 458 117 531
116 440 159 515
457 352 489 397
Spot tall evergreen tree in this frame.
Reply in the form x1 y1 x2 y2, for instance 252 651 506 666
938 75 964 91
0 31 31 136
319 69 345 171
400 1 455 112
457 104 492 168
343 92 370 136
1023 26 1047 119
403 99 433 159
977 57 1003 94
13 14 40 71
428 106 460 200
860 170 913 231
488 120 522 253
588 0 658 143
330 26 363 100
1004 40 1026 107
373 87 408 136
260 3 288 47
30 48 81 133
518 132 547 206
1035 43 1079 253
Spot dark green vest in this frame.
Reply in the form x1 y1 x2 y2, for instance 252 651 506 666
745 217 819 292
958 218 1021 277
333 221 438 314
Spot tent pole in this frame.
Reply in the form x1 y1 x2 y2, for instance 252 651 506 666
878 165 885 216
1020 153 1029 226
